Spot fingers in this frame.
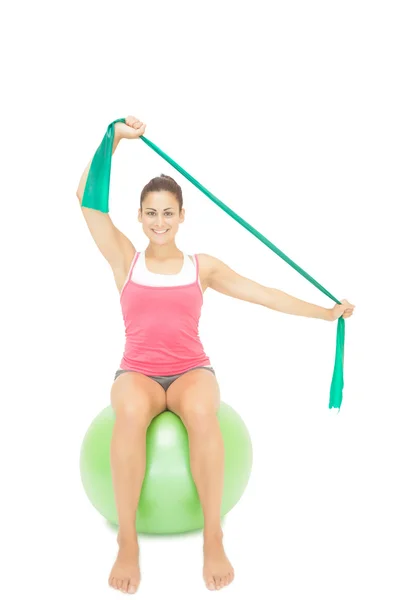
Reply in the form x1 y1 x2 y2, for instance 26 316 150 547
125 115 146 130
341 299 355 309
335 299 355 320
121 116 146 139
125 117 146 139
340 299 356 318
125 115 138 126
342 304 355 319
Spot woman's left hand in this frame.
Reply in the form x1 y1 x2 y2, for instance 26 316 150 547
330 299 356 321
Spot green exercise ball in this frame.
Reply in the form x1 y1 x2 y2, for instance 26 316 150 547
80 401 253 534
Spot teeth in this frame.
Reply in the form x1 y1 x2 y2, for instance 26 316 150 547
154 230 167 234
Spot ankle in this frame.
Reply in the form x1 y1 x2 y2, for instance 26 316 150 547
203 526 223 543
117 529 138 547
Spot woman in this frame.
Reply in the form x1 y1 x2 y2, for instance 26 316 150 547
76 116 355 594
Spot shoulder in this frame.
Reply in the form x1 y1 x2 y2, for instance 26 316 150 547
196 253 219 267
195 253 227 286
196 253 231 267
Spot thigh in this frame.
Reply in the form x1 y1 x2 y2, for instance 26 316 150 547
166 368 221 418
111 371 167 419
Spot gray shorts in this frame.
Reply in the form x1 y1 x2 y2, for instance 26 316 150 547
114 365 216 392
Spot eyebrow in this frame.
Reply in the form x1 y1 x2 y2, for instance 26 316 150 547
145 207 174 211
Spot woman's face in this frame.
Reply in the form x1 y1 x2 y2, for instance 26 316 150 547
138 191 184 242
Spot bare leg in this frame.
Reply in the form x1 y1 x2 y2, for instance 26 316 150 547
167 369 234 592
186 411 234 591
109 372 166 594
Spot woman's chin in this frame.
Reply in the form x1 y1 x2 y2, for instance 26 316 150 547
148 234 170 243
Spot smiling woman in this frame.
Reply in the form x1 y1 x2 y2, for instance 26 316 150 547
77 115 355 403
138 180 185 244
76 115 354 596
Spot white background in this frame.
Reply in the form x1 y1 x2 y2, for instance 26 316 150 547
2 1 399 598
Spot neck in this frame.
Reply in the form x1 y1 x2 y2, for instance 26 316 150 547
145 240 181 260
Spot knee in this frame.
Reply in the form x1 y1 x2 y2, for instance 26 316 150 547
180 397 218 432
113 395 153 428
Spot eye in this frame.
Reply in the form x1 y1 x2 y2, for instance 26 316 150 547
165 212 173 216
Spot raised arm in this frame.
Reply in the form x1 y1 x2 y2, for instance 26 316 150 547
76 117 146 273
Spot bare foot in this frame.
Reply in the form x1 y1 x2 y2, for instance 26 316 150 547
203 531 235 591
108 534 140 594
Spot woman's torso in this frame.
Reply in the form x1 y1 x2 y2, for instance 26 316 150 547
117 249 212 375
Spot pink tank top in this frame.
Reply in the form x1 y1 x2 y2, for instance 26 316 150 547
119 252 212 376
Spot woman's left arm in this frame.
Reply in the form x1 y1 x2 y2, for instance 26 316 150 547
203 254 355 322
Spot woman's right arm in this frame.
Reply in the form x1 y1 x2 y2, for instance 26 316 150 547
76 118 146 272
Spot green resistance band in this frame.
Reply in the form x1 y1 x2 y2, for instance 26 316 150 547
82 119 345 411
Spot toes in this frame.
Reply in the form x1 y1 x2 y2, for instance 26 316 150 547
206 578 216 591
205 571 235 590
109 576 117 589
128 583 137 594
116 579 124 591
121 578 129 593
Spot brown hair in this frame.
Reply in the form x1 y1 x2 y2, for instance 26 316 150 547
140 174 183 212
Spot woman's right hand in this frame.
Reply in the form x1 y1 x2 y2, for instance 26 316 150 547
115 116 146 140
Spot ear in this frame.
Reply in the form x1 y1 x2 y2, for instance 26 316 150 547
138 208 142 222
180 208 185 223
